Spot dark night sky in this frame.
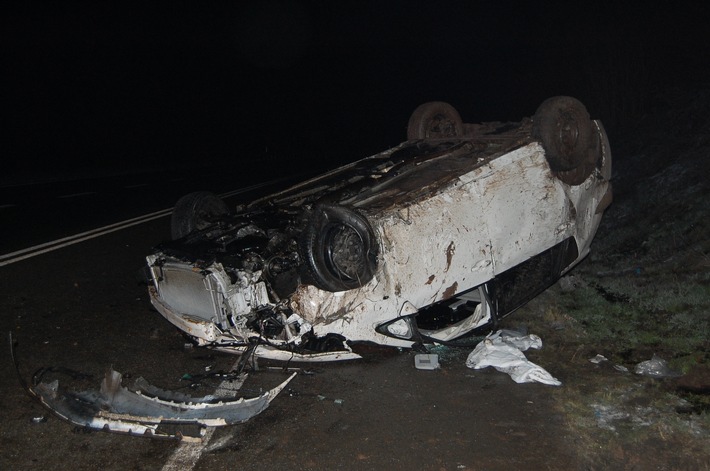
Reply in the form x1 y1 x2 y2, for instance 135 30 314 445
4 1 709 179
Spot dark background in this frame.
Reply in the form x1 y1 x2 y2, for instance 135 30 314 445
4 1 709 182
1 5 709 469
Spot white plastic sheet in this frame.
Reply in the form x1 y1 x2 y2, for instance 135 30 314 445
465 331 561 386
635 354 682 378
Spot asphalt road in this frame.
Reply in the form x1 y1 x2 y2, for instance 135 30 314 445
0 171 576 470
0 163 303 256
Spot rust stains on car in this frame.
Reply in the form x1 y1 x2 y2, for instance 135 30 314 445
442 281 458 300
445 241 456 272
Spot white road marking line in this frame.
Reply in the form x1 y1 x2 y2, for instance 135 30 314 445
161 362 245 471
57 191 97 199
162 427 215 471
203 431 236 453
0 177 289 267
0 208 172 266
161 428 217 471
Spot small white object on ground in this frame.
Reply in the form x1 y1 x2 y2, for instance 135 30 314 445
465 331 561 386
635 354 682 378
415 354 440 370
589 354 608 364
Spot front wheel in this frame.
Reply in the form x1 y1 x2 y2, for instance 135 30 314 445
300 205 378 292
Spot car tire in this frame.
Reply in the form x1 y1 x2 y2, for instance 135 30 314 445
533 96 594 173
407 101 464 140
170 191 229 240
300 205 378 292
555 129 601 185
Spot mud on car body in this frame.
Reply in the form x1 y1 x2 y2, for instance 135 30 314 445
146 96 612 361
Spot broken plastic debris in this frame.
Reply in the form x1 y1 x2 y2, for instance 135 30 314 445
333 399 344 405
589 354 629 373
266 366 302 372
465 331 561 386
414 354 440 370
634 355 682 378
589 354 608 364
27 368 296 440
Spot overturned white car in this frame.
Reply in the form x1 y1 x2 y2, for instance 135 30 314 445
146 96 612 361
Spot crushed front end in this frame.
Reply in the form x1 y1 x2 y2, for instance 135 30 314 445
146 206 363 361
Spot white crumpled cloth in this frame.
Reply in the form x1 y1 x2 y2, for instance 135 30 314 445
465 330 562 386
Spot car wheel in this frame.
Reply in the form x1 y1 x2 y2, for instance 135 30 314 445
170 191 229 240
407 101 464 140
555 129 601 185
300 205 378 292
533 96 594 173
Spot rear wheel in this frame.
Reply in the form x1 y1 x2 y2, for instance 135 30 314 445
170 191 228 240
533 96 594 183
407 101 464 140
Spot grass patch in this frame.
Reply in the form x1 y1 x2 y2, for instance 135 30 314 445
545 371 710 470
551 273 710 364
500 266 710 468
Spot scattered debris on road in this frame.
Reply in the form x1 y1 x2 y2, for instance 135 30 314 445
26 369 296 440
12 332 295 440
415 353 440 370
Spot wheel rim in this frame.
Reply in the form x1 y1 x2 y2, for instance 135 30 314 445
427 113 458 138
324 223 366 282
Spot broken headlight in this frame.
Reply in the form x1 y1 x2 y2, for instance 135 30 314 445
376 315 418 340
